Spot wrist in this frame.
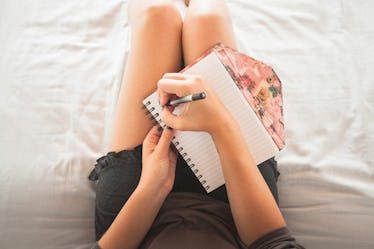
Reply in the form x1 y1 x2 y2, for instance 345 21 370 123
136 181 170 202
209 116 239 139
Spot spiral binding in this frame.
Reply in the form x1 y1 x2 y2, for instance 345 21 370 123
172 141 210 191
143 101 165 128
143 101 210 192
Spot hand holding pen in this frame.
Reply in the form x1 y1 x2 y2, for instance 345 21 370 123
157 73 236 134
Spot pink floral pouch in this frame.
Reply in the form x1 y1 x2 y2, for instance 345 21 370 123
182 43 285 149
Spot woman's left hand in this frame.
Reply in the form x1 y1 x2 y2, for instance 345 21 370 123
139 126 177 198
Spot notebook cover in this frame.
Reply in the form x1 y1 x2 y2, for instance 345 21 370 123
181 43 285 149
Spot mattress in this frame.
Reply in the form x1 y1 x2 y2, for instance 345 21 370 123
0 0 373 248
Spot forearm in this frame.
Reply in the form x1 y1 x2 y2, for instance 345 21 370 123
211 121 286 246
98 185 167 249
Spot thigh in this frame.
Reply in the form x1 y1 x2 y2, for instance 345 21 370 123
182 0 237 65
92 146 143 240
109 0 183 152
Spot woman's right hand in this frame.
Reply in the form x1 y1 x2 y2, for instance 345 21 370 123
158 73 237 135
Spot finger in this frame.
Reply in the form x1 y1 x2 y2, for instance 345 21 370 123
168 149 177 165
163 73 201 82
157 87 170 107
158 78 181 107
158 78 194 106
158 78 189 95
143 126 161 155
168 149 177 175
163 73 187 80
161 107 183 130
155 127 175 155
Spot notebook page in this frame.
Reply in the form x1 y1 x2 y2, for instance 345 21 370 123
178 52 278 192
143 52 278 192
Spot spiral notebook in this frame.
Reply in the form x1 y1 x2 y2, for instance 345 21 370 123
143 44 284 193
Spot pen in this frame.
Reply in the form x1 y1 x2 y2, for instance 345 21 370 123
166 92 207 106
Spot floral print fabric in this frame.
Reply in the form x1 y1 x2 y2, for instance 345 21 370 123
182 43 285 149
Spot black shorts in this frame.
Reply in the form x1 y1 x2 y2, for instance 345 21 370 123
88 145 280 240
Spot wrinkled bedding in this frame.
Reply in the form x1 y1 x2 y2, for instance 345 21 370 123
0 0 373 248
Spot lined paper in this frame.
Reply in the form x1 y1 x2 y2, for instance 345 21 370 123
143 52 278 193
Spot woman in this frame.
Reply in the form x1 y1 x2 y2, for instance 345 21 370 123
89 0 304 248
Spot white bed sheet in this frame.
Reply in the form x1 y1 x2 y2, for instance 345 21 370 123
0 0 373 248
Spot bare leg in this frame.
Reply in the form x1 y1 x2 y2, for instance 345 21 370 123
182 0 237 65
109 0 183 152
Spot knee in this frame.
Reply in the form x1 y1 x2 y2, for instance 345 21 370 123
184 8 226 30
135 1 182 29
